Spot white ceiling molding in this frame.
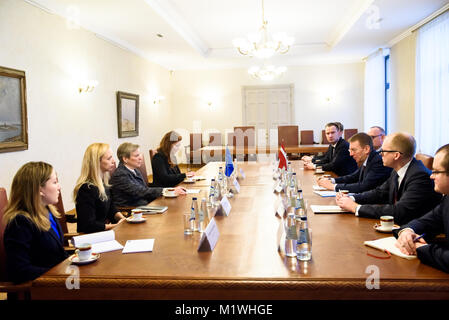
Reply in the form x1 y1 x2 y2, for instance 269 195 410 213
24 0 54 14
327 0 375 49
144 0 210 57
388 3 449 47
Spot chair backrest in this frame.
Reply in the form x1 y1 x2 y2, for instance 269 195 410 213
416 153 434 170
0 188 8 281
55 192 69 235
344 128 358 140
137 157 149 184
149 149 157 163
278 125 298 147
190 133 203 151
233 126 255 148
322 130 330 144
227 132 235 146
300 130 315 145
209 132 222 146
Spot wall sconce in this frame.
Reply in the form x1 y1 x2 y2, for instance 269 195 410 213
78 80 98 93
153 96 165 104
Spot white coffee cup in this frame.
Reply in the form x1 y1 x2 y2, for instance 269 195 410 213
75 243 92 261
131 209 143 220
380 215 394 230
165 188 176 196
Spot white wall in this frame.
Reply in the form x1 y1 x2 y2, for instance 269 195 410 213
0 0 172 210
170 63 364 145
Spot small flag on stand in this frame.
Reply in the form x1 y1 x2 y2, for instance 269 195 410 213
278 144 288 170
225 146 234 177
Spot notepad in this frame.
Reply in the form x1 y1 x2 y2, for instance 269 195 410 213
122 239 155 254
312 185 327 191
364 237 417 260
310 205 349 214
72 230 123 253
136 205 168 214
313 191 337 197
192 176 206 181
186 189 201 194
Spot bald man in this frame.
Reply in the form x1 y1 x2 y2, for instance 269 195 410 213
336 132 441 225
367 126 386 151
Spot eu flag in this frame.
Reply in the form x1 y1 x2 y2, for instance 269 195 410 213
225 146 234 177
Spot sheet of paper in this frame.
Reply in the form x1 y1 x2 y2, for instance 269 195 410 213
197 218 220 251
193 176 206 181
72 230 115 247
220 196 232 216
122 239 155 254
310 205 349 213
313 185 327 191
91 240 124 254
186 189 201 194
364 237 417 260
313 191 337 197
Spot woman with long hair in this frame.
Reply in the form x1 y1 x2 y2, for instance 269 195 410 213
152 131 195 187
73 143 125 233
3 162 68 283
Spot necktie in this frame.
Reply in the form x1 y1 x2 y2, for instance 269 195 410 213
359 165 366 181
392 172 399 204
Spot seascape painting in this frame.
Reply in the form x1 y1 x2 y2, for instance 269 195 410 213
116 91 139 138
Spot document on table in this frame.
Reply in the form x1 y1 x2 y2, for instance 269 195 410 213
364 237 417 260
72 230 124 253
122 239 155 254
186 189 201 194
313 191 337 197
310 205 349 214
313 185 327 191
192 176 206 181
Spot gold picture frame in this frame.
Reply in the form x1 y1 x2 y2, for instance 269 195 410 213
116 91 139 138
0 66 28 153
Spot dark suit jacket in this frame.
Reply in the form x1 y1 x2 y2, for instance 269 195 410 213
354 158 442 225
75 183 118 234
151 152 186 187
110 162 163 207
334 150 392 193
312 137 357 176
397 196 449 273
4 213 68 283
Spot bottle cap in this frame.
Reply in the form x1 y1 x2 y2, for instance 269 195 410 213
292 172 296 175
300 216 307 221
297 189 303 192
192 197 197 200
211 178 215 181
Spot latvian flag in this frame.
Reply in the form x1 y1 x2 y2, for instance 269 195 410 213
278 144 288 170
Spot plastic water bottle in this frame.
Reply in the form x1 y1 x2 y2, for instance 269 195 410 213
198 198 208 232
208 179 216 206
284 213 297 257
190 197 199 231
297 216 312 261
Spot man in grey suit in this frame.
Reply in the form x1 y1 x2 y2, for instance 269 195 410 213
335 132 441 225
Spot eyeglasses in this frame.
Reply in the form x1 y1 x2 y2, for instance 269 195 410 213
377 149 403 155
431 170 448 175
369 134 383 139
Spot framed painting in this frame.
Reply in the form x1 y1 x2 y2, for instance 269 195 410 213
0 66 28 153
116 91 139 138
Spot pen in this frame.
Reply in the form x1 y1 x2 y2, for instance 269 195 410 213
413 233 426 243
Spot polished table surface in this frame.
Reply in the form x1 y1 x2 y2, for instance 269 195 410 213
32 161 449 300
200 144 328 155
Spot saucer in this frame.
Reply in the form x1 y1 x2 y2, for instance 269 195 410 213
69 252 100 265
126 217 146 224
315 170 324 174
163 193 177 198
183 179 195 183
373 223 400 233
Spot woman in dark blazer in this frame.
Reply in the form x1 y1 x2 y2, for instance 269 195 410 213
73 143 125 234
3 162 68 283
152 131 196 187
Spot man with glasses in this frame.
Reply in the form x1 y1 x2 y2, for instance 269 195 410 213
367 126 386 151
317 132 392 193
395 144 449 272
303 122 357 176
336 132 441 225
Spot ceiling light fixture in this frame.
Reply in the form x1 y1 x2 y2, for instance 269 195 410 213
248 65 287 81
233 0 294 59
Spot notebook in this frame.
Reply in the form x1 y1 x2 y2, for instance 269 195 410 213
364 237 417 260
313 191 337 197
310 205 349 214
122 239 155 254
72 230 123 253
136 206 168 214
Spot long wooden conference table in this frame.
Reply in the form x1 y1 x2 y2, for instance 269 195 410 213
31 161 449 300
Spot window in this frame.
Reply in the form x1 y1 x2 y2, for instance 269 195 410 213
384 55 390 133
415 11 449 155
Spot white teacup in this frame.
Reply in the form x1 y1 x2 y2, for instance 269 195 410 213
380 215 394 230
165 188 176 196
131 209 143 220
75 243 92 261
185 177 194 182
315 167 324 173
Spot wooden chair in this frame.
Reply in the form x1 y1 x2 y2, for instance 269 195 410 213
344 128 358 140
55 193 80 253
188 133 203 165
0 188 32 299
137 157 149 185
278 125 300 159
322 130 330 144
300 130 316 145
149 149 157 163
208 132 222 146
416 153 434 170
205 132 222 163
233 126 256 161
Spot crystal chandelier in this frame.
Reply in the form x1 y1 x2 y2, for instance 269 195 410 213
248 65 287 81
233 0 294 59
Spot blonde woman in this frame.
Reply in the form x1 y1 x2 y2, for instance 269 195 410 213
73 143 125 233
3 162 68 283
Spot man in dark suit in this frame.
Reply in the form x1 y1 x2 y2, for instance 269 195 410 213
303 122 357 176
317 132 392 193
335 132 441 225
395 144 449 272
